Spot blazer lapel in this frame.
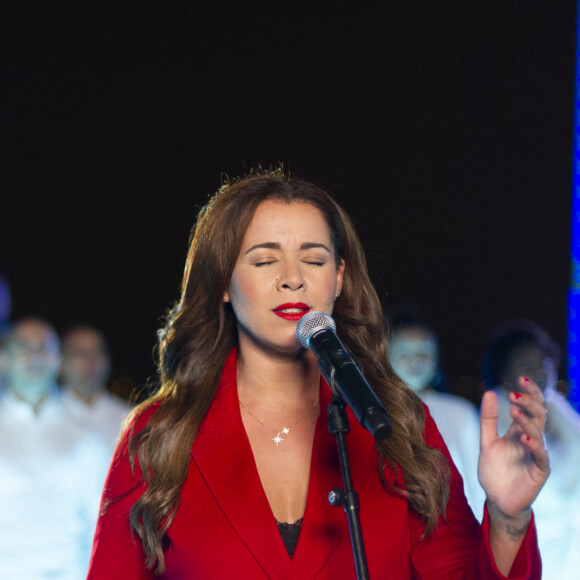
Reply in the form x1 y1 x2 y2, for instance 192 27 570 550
192 352 299 579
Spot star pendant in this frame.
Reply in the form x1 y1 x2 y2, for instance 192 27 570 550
273 434 284 446
281 427 290 435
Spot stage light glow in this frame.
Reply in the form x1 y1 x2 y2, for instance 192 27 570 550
567 5 580 412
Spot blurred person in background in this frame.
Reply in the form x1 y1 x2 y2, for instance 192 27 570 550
387 309 485 519
483 319 580 580
0 317 111 579
60 325 131 453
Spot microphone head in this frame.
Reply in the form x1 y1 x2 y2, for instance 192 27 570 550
296 311 336 349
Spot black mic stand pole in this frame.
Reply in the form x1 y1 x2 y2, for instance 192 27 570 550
326 371 370 580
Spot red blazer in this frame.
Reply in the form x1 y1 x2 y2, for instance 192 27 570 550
88 349 540 579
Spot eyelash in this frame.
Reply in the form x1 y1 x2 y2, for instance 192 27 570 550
254 260 325 267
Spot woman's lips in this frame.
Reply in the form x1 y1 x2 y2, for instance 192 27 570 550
272 303 310 321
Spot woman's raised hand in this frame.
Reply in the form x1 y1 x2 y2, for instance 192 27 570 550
479 376 550 519
478 376 550 573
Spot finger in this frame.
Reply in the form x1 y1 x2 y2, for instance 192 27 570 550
509 405 549 471
508 391 546 421
518 430 551 475
519 376 544 402
509 380 547 428
480 390 499 449
509 404 543 438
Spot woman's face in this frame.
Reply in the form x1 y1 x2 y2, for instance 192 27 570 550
388 326 438 392
224 199 344 356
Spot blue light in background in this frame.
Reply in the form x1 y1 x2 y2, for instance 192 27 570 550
568 4 580 412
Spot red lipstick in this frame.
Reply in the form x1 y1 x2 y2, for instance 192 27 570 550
272 303 310 321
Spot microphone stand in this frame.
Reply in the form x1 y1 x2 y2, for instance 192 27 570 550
326 371 370 580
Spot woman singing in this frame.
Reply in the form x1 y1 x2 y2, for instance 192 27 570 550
88 170 548 578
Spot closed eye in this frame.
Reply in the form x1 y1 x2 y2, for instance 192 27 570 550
254 260 277 267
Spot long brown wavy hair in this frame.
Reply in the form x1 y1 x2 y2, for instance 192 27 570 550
123 169 450 574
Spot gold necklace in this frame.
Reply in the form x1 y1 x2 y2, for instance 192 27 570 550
239 398 319 446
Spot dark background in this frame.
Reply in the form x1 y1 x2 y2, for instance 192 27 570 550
1 1 576 402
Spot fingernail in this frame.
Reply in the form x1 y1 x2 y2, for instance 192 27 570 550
523 377 530 384
513 392 523 400
525 435 531 442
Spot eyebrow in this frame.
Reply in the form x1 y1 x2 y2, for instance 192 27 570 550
244 242 332 255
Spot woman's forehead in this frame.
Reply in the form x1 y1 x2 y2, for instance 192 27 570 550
242 200 332 243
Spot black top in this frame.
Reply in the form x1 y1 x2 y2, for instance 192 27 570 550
276 518 303 558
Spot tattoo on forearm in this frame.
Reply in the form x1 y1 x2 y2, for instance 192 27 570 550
506 523 528 542
487 501 531 542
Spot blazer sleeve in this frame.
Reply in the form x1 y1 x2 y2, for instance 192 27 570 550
408 405 541 579
87 410 156 580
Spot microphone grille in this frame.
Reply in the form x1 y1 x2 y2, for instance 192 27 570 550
296 311 336 349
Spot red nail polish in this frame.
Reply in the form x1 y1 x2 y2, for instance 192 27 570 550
525 435 531 442
523 377 530 384
514 392 523 400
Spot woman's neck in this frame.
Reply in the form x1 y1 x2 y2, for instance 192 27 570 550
236 345 320 407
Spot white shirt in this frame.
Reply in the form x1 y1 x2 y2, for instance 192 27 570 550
60 388 131 454
0 389 111 580
419 389 486 519
495 387 580 580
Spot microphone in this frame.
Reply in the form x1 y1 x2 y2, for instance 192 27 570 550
296 311 392 440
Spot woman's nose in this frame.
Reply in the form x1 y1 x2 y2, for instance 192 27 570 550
276 261 305 291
